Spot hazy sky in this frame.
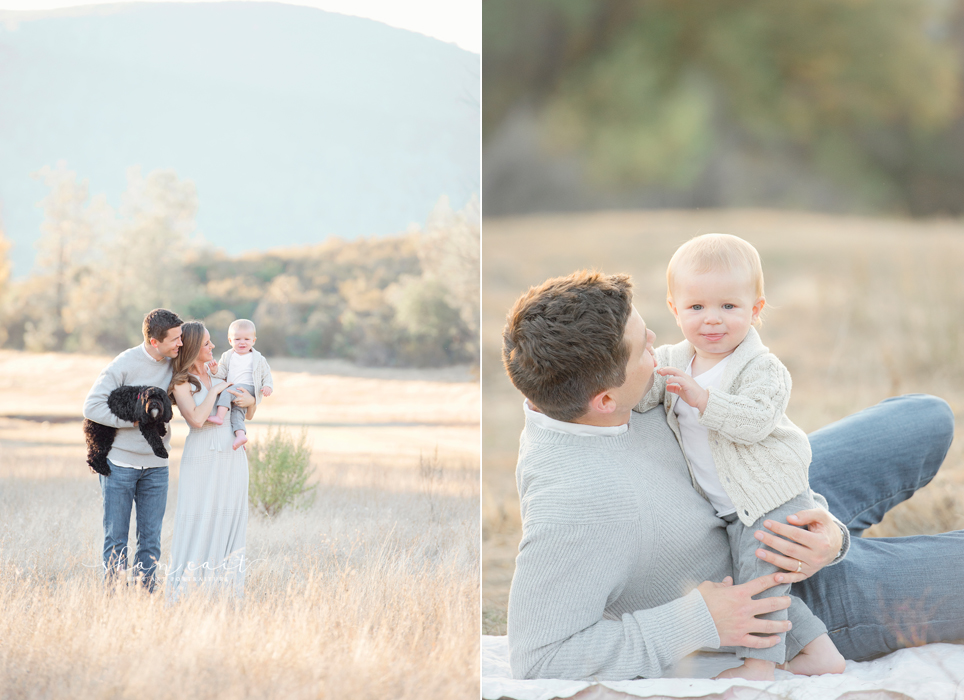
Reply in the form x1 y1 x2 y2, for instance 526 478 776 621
0 0 481 53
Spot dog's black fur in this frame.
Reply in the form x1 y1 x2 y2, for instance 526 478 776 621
83 385 174 476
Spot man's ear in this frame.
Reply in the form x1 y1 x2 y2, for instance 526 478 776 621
667 298 681 328
587 389 617 416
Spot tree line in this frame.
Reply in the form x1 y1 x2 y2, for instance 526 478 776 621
484 0 964 216
0 164 479 368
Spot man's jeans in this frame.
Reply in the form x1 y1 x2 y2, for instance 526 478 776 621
798 394 964 660
100 461 168 591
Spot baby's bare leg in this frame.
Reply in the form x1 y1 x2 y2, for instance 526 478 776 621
782 633 846 676
232 430 248 450
206 405 229 425
208 389 233 424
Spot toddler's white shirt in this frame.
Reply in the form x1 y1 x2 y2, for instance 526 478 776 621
227 350 255 386
673 355 735 517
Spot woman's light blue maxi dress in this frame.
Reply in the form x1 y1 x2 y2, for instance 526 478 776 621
167 375 248 600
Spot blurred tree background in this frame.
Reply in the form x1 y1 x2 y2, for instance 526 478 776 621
483 0 964 216
0 165 479 369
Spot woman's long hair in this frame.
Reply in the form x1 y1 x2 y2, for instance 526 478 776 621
168 321 206 396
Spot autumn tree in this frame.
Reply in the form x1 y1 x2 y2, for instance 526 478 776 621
27 162 109 350
399 194 480 364
66 167 203 350
11 165 202 353
7 161 474 367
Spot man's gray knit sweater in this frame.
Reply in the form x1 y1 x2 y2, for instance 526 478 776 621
508 406 728 680
82 345 174 468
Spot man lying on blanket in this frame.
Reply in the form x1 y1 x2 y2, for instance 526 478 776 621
502 270 964 680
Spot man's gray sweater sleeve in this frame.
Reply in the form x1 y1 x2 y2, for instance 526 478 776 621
508 520 720 680
83 359 135 429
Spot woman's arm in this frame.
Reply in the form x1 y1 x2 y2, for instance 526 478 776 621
227 386 257 420
172 381 232 429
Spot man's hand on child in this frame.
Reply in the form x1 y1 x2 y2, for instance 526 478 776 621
697 573 802 648
658 367 709 413
753 509 844 577
262 386 272 397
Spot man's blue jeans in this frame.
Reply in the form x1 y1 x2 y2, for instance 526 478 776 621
100 461 168 591
798 394 964 660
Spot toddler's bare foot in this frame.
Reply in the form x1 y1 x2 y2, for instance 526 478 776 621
783 634 846 676
206 415 223 425
715 658 776 681
233 432 248 451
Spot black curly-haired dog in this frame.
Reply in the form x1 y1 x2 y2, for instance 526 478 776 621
83 385 173 476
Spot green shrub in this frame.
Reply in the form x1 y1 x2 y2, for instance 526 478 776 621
248 426 316 517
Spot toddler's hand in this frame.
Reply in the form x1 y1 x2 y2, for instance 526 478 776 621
261 386 272 397
206 360 219 374
658 367 709 413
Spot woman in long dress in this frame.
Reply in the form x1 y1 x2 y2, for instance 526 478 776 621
166 321 256 600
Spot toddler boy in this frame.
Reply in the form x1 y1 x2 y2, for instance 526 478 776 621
637 234 845 680
208 319 274 450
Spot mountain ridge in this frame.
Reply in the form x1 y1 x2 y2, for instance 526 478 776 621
0 1 480 276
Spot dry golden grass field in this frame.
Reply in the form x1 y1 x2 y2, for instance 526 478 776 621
0 351 480 698
482 209 964 635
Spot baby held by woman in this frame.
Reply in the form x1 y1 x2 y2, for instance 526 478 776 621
207 319 274 450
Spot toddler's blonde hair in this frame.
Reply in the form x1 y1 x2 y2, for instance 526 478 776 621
666 233 764 307
228 318 257 338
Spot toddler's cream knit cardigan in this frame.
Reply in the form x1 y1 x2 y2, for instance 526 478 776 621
214 348 274 406
636 327 811 526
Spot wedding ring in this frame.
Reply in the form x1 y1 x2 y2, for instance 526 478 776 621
796 560 803 573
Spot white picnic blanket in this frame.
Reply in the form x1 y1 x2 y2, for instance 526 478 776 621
482 635 964 700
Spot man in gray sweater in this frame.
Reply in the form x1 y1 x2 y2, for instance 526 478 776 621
503 271 962 680
83 309 183 591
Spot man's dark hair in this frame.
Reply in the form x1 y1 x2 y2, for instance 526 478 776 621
142 308 183 343
502 270 634 422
